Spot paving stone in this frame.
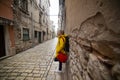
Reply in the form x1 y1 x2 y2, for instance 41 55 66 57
34 77 42 80
0 70 4 73
0 73 7 77
0 77 8 80
25 77 34 80
33 73 41 77
33 70 40 74
18 70 25 73
20 73 28 76
10 72 18 76
16 76 26 80
39 71 45 74
27 73 33 77
6 69 13 73
47 74 55 80
42 77 46 80
25 69 33 73
0 69 8 73
12 69 19 72
7 76 17 79
48 71 55 75
34 68 40 71
40 67 47 71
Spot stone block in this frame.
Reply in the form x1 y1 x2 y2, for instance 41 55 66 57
92 41 116 59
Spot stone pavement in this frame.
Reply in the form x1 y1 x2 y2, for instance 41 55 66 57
0 38 67 80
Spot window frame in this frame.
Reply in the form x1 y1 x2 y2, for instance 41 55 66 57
23 28 30 41
19 0 28 14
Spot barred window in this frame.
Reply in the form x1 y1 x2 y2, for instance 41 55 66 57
23 28 29 41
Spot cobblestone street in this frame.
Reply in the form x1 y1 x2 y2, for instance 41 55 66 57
0 38 66 80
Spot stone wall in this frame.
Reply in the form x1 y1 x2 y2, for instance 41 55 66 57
13 0 39 53
40 0 51 40
65 0 120 80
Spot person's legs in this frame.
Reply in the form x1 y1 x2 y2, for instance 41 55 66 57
54 58 62 71
59 62 62 71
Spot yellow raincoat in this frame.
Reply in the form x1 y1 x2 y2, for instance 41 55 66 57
55 35 66 57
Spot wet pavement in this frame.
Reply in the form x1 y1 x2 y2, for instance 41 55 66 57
0 38 67 80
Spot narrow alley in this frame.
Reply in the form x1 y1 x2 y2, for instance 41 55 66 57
0 0 120 80
0 38 66 80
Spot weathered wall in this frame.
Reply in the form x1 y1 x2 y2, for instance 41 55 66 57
65 0 120 80
40 0 51 40
13 0 40 53
0 0 16 57
0 0 13 20
58 0 65 30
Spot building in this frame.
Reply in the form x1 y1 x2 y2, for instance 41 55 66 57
0 0 15 58
39 0 51 41
0 0 52 57
28 0 42 44
13 0 41 53
62 0 120 80
49 21 56 39
58 0 65 31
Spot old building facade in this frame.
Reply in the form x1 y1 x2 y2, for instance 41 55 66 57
0 0 15 58
13 0 53 53
0 0 53 56
59 0 120 80
39 0 51 41
58 0 65 30
49 21 56 39
13 0 41 53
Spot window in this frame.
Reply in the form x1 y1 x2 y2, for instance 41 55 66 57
34 31 37 38
19 0 28 12
23 28 29 41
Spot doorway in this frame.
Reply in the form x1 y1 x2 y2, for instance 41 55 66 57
39 32 41 43
0 25 6 57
